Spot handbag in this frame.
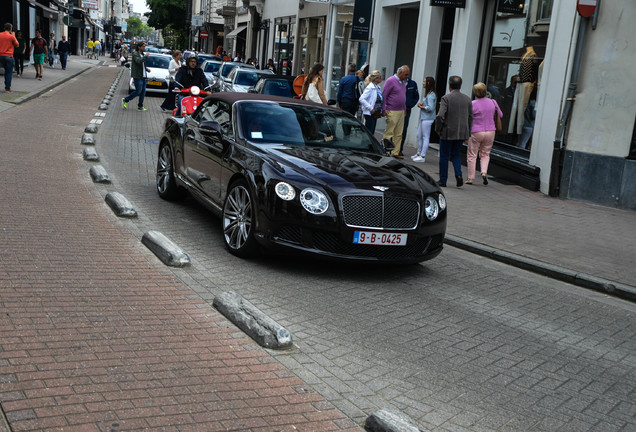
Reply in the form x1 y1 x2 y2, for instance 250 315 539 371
371 90 383 119
492 99 502 132
306 82 322 103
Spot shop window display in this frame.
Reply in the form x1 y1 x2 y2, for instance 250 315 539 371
484 0 551 151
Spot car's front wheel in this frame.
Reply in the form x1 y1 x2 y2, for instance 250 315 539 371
222 180 258 257
156 141 180 200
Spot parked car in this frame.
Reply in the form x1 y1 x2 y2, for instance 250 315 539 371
128 53 171 94
201 59 223 88
211 61 255 92
248 75 298 98
183 51 222 68
155 93 447 262
220 68 274 93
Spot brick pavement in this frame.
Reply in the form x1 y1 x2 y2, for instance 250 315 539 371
0 64 361 431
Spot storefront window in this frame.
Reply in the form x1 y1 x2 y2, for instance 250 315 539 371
483 0 551 151
329 3 370 100
273 17 295 76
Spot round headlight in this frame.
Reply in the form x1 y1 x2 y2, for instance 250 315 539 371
300 188 329 214
275 182 296 201
190 86 201 96
425 196 439 221
438 194 446 211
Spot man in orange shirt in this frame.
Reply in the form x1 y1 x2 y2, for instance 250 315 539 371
0 22 19 92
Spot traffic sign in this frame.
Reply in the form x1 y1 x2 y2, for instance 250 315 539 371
200 30 208 39
577 0 598 18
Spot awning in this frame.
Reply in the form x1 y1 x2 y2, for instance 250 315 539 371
84 13 104 31
26 1 61 18
226 25 247 39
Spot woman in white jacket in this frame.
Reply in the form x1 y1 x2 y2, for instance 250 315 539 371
358 70 384 134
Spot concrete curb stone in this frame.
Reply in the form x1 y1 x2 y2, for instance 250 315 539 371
105 192 138 218
213 291 293 350
81 133 95 145
364 408 423 432
89 165 110 183
85 124 98 133
82 147 99 161
445 234 636 301
141 230 191 267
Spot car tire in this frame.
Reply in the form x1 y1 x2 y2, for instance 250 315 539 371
156 141 181 200
222 179 258 258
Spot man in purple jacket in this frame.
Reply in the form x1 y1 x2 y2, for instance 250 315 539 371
382 65 410 159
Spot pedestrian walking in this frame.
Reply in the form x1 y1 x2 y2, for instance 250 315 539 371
358 70 384 135
400 75 419 156
48 33 55 67
57 35 71 70
301 63 327 105
466 82 502 185
159 50 182 112
382 65 410 159
412 76 437 163
93 39 100 60
434 75 473 187
29 29 48 80
13 29 26 77
122 41 151 111
337 63 361 116
100 39 105 56
86 38 94 59
0 23 19 92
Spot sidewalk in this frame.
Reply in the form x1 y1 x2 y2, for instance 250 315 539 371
0 60 361 431
3 57 635 300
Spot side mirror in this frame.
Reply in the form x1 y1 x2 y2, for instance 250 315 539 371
199 120 222 136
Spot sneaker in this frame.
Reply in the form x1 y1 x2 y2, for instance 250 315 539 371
410 154 419 160
413 156 425 162
122 98 127 109
137 106 147 111
159 106 169 113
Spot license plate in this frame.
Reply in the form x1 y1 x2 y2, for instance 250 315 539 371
353 231 407 246
148 80 162 86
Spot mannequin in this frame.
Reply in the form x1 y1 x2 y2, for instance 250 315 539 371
508 46 539 135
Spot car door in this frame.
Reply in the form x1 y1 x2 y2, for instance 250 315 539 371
184 99 234 202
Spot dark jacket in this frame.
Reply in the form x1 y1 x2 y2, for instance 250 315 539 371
404 79 419 110
435 89 473 141
130 50 147 79
174 66 209 90
57 40 71 54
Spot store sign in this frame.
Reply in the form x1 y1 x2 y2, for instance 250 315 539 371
351 0 373 41
430 0 466 7
81 0 98 10
497 0 525 15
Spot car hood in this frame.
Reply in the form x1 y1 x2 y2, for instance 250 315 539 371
259 145 439 195
147 67 169 80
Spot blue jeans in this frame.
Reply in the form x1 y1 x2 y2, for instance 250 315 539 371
59 52 68 69
438 139 463 184
125 78 147 108
48 48 54 67
364 114 377 135
1 56 15 90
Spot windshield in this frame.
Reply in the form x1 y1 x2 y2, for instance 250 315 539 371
235 71 263 87
221 63 238 78
204 62 221 73
238 102 381 153
262 80 293 97
146 56 169 68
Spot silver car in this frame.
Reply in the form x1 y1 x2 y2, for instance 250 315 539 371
212 62 255 92
201 59 223 88
220 68 274 93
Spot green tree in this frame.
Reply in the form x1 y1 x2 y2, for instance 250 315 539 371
145 0 188 49
126 16 145 37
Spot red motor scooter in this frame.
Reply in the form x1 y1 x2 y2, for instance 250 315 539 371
171 84 211 117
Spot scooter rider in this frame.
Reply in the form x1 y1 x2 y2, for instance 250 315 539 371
174 54 209 115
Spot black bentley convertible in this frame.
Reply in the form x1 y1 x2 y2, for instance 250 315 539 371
156 93 447 263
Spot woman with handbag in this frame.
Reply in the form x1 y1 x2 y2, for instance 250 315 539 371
466 82 503 185
358 70 384 134
301 63 327 105
413 76 437 162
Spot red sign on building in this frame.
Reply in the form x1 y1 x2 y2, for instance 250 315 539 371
577 0 598 18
